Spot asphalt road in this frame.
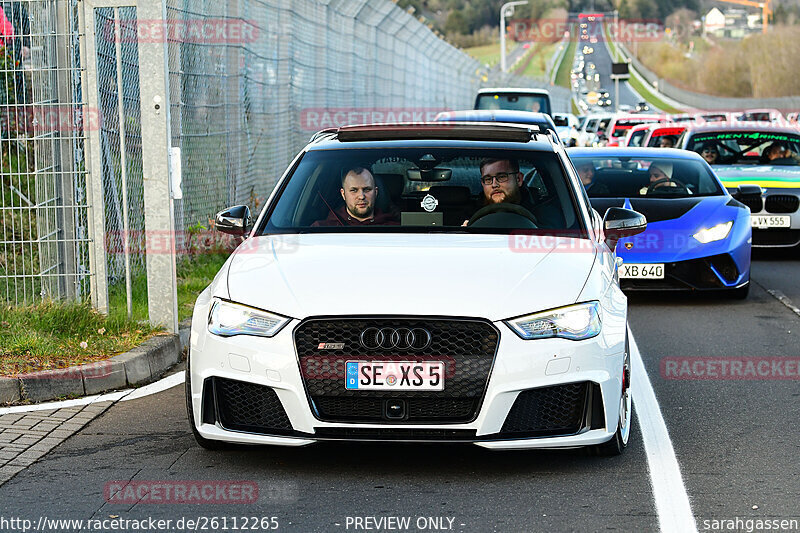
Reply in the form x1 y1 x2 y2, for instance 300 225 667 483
1 256 799 532
575 20 646 110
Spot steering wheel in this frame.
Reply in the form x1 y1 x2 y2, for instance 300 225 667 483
646 178 690 195
467 203 538 227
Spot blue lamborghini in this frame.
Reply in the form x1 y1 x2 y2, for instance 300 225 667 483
568 147 752 298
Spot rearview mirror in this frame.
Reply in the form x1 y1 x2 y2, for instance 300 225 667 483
215 205 251 236
603 207 647 247
406 168 452 181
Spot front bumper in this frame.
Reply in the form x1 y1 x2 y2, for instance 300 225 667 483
188 315 626 449
620 253 749 291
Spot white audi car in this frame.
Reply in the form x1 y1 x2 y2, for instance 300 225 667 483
187 122 646 455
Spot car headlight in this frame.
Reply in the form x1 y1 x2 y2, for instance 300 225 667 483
693 221 733 244
506 301 602 341
207 299 290 338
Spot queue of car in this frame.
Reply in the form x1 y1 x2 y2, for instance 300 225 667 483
186 83 799 456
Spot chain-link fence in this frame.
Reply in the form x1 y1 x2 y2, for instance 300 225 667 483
163 0 489 233
3 0 568 325
0 0 89 306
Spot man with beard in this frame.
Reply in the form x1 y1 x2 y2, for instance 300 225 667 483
313 167 399 226
465 158 561 227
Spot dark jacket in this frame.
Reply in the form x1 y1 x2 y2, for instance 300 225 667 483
312 205 399 227
584 179 611 196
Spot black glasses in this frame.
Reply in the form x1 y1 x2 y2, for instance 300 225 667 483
702 148 717 154
480 172 515 185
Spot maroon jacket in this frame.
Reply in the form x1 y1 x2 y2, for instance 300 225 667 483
312 205 400 227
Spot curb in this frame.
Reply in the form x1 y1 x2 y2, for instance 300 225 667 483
0 319 192 405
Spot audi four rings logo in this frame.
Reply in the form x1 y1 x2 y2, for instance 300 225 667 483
359 327 432 350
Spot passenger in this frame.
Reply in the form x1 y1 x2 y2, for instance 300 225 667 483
699 142 719 164
658 135 677 148
761 142 799 165
576 161 610 195
464 158 560 227
312 167 399 226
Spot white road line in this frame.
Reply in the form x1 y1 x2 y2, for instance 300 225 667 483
630 329 697 533
120 371 185 401
0 372 185 415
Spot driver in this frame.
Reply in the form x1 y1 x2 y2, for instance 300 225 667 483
464 158 560 227
641 162 682 195
658 135 677 148
312 167 399 226
699 142 719 164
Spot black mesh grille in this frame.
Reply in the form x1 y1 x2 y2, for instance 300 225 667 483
313 427 477 440
765 194 799 214
500 383 589 437
213 377 293 435
622 255 736 290
295 318 499 423
739 195 763 213
708 254 740 284
752 229 800 247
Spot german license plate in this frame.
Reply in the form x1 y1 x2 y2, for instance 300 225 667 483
620 263 664 279
751 215 790 228
345 361 444 391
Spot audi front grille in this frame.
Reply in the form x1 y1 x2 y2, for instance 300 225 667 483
294 318 499 423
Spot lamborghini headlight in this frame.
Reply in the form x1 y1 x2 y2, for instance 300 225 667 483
207 299 290 338
693 221 733 244
506 301 602 341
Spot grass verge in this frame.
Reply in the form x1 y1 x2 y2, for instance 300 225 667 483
108 251 230 324
0 301 159 376
555 39 576 89
602 24 683 114
514 42 556 79
464 40 513 67
626 73 683 114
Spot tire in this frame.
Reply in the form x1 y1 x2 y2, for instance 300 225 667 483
185 349 231 451
591 328 631 457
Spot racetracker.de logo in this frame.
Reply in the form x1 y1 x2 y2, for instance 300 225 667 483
30 106 101 133
104 18 259 44
507 17 663 42
299 108 448 131
104 481 259 504
661 357 800 380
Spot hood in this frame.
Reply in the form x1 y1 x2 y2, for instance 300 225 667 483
712 164 800 191
224 234 597 321
614 195 746 262
590 197 704 223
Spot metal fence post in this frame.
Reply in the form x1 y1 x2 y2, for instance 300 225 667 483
137 0 178 333
82 0 109 314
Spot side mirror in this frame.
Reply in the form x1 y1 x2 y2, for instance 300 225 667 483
214 205 251 236
603 207 647 248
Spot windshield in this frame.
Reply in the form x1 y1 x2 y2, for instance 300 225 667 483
261 148 583 235
646 128 685 147
570 156 724 198
687 130 800 165
475 93 551 116
627 129 647 147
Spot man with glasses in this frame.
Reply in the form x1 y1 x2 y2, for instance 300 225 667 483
466 158 561 227
699 142 719 165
